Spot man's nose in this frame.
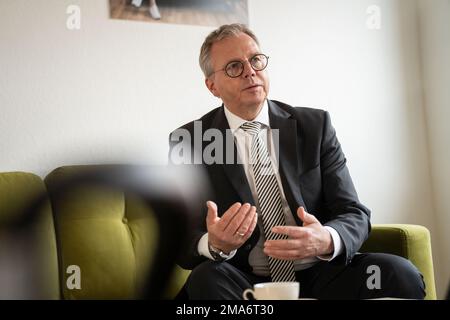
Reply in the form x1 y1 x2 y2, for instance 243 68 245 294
242 60 256 78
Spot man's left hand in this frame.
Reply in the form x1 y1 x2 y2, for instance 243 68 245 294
263 207 334 260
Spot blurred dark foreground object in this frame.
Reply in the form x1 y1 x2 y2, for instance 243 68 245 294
0 165 208 299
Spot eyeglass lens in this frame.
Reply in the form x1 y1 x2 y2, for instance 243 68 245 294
225 54 268 78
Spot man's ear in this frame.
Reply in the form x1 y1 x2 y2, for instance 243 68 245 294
205 77 220 98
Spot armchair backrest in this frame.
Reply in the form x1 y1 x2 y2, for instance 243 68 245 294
44 165 193 299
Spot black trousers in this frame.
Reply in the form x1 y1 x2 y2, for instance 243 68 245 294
184 253 426 300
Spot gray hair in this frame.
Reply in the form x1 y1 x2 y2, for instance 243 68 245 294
199 23 260 77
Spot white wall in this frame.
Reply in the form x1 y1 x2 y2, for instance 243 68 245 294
417 0 450 299
0 0 446 297
0 0 217 174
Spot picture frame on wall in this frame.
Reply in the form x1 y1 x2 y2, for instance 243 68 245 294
109 0 249 27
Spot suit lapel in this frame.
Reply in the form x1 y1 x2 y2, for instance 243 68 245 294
211 106 255 206
268 100 306 225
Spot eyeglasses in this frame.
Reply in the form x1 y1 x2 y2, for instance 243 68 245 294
209 54 269 78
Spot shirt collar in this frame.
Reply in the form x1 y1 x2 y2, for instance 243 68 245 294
223 99 270 132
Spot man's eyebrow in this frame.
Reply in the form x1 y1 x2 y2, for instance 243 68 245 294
224 57 242 63
225 53 263 63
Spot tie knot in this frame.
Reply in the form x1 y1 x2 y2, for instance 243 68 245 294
241 121 262 136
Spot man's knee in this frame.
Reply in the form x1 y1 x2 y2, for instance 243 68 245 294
185 261 242 299
363 253 425 299
187 261 225 288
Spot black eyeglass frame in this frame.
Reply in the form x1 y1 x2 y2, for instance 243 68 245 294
209 53 269 78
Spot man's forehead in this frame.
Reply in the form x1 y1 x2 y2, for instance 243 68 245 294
210 34 260 62
213 33 259 51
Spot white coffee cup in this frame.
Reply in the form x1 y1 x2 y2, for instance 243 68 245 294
243 282 300 300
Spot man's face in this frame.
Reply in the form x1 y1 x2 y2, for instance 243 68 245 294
205 33 270 118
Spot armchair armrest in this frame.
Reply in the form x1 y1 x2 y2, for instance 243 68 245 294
360 224 436 299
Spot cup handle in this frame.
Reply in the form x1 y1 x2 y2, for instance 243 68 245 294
243 288 255 300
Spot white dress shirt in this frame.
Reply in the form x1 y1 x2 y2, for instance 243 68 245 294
198 100 343 275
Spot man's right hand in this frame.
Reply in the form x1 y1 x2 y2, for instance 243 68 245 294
206 201 258 254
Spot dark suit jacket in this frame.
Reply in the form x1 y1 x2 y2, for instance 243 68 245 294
169 99 371 273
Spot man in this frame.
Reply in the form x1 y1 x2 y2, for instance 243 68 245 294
169 24 425 299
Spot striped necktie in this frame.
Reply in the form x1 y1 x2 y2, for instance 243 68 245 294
241 121 296 282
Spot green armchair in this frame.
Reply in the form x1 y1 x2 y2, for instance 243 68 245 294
0 169 437 299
